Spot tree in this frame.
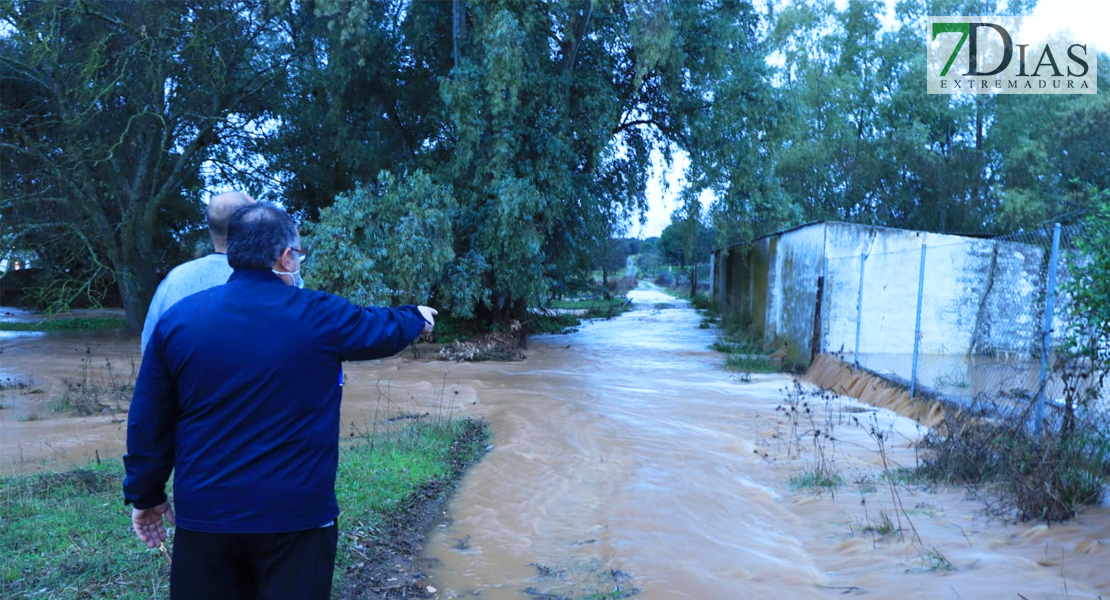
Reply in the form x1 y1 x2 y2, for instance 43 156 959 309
761 0 1107 237
1057 188 1110 435
1 0 297 331
267 0 773 321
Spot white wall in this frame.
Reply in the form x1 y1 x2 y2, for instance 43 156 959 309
822 223 1047 358
714 221 1056 368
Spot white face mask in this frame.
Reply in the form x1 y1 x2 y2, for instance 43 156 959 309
273 244 306 288
272 268 304 288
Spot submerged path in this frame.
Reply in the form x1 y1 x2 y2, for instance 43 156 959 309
413 285 1110 599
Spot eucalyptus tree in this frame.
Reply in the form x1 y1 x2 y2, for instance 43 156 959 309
1 0 298 330
276 0 776 320
763 0 1110 235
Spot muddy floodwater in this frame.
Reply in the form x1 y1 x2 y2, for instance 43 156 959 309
4 290 1110 598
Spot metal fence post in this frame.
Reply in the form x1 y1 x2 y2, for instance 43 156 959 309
1034 223 1062 436
854 254 865 366
910 244 927 399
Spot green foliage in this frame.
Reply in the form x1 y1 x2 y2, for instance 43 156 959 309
1070 194 1110 328
1 0 294 331
0 317 127 332
303 170 471 312
7 0 1106 325
917 406 1110 522
687 294 713 311
265 0 770 319
527 313 582 335
1055 188 1110 433
766 0 1109 235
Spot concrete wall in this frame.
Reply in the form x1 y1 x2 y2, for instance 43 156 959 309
765 224 825 363
711 221 1057 368
824 226 1004 356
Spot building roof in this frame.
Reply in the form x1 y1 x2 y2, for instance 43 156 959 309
716 220 994 253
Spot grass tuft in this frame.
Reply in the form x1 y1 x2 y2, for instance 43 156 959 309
0 317 127 332
789 469 843 491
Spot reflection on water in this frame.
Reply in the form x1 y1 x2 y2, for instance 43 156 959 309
846 351 1109 413
3 289 1110 598
0 330 47 341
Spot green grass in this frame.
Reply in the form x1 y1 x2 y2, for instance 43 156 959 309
425 313 489 344
334 420 487 536
0 317 127 332
789 469 843 491
724 354 780 374
0 464 166 599
698 307 785 374
0 419 489 599
861 510 897 536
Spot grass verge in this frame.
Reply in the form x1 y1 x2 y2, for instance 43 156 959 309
724 353 780 374
0 317 128 332
702 311 784 375
0 418 490 599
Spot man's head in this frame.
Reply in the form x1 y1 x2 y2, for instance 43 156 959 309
207 191 255 252
227 203 304 286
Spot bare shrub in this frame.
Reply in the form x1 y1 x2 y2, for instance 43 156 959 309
918 406 1110 522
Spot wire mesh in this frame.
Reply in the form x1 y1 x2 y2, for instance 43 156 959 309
818 223 1105 417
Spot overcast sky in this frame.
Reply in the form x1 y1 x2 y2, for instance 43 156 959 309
629 0 1108 239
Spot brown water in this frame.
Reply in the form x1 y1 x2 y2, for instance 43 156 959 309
3 293 1110 598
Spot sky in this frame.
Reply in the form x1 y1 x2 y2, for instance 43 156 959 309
629 0 1109 239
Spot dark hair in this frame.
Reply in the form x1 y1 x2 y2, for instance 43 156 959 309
227 204 299 269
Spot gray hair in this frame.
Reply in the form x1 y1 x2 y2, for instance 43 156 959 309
227 203 299 269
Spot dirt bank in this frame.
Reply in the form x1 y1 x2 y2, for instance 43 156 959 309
336 419 491 599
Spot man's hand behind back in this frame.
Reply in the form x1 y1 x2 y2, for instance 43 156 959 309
417 306 438 334
132 501 175 548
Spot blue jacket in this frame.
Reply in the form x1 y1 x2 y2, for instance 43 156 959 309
123 268 427 533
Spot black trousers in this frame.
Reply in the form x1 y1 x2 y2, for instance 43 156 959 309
170 524 338 600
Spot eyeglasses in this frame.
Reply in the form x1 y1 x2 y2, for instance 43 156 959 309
289 247 310 262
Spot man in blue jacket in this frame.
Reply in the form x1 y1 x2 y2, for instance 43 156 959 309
123 203 436 599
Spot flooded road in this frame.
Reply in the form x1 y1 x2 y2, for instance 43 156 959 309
415 288 1110 600
4 289 1110 598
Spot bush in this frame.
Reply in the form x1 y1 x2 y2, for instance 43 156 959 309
688 294 713 311
917 406 1110 522
604 277 637 296
304 170 488 318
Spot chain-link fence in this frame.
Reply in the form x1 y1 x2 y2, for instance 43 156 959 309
820 223 1104 418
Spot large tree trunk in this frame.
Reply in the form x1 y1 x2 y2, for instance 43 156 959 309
114 260 158 334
